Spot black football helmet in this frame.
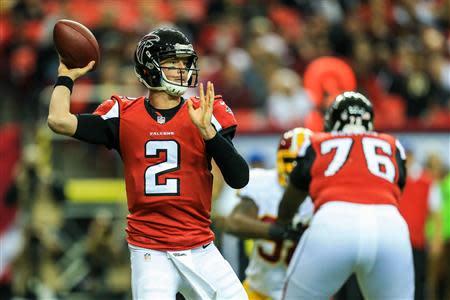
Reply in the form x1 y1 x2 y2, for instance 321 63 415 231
324 91 374 133
134 27 199 96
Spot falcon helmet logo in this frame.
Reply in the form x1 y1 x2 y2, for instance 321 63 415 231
136 34 160 65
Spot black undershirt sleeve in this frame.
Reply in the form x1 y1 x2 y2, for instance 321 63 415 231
289 145 316 191
395 150 407 191
206 129 249 189
73 114 119 150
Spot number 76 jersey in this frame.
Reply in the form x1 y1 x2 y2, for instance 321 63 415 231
294 132 407 211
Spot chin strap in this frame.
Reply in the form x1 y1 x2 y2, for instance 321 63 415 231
161 79 187 96
135 66 189 96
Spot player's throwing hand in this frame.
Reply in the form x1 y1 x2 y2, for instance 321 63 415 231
187 81 216 140
58 60 95 81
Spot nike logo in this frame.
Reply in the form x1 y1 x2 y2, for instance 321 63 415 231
202 243 211 249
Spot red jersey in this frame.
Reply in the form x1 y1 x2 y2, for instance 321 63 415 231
294 132 406 211
93 95 237 250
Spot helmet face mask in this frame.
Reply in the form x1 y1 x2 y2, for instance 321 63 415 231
134 28 199 96
324 91 374 133
277 128 313 187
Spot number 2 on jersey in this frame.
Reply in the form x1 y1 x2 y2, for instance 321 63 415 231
144 140 180 195
321 137 396 182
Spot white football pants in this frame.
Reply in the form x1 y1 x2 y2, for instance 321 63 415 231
282 201 414 300
129 242 248 300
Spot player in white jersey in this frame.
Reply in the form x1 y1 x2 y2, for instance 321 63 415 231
223 128 314 300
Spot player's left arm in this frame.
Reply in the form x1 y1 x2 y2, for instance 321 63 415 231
224 196 265 238
278 184 309 227
225 196 302 241
205 131 249 189
278 144 315 226
187 82 249 189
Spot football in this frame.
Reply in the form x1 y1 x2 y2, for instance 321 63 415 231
53 19 100 70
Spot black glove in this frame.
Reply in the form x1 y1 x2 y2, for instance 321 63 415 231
268 223 307 241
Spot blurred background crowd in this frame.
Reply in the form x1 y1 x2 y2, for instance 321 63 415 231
0 0 449 299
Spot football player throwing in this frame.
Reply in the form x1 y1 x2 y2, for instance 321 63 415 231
48 27 250 300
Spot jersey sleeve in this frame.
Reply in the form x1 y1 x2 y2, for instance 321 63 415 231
73 96 120 150
93 97 119 117
211 96 237 137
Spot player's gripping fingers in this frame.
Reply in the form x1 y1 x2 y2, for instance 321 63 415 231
58 60 95 80
76 61 95 77
83 61 96 72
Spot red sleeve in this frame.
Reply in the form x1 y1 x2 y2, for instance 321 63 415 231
211 96 237 131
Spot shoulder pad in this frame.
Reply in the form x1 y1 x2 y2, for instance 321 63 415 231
93 95 143 117
93 97 119 117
